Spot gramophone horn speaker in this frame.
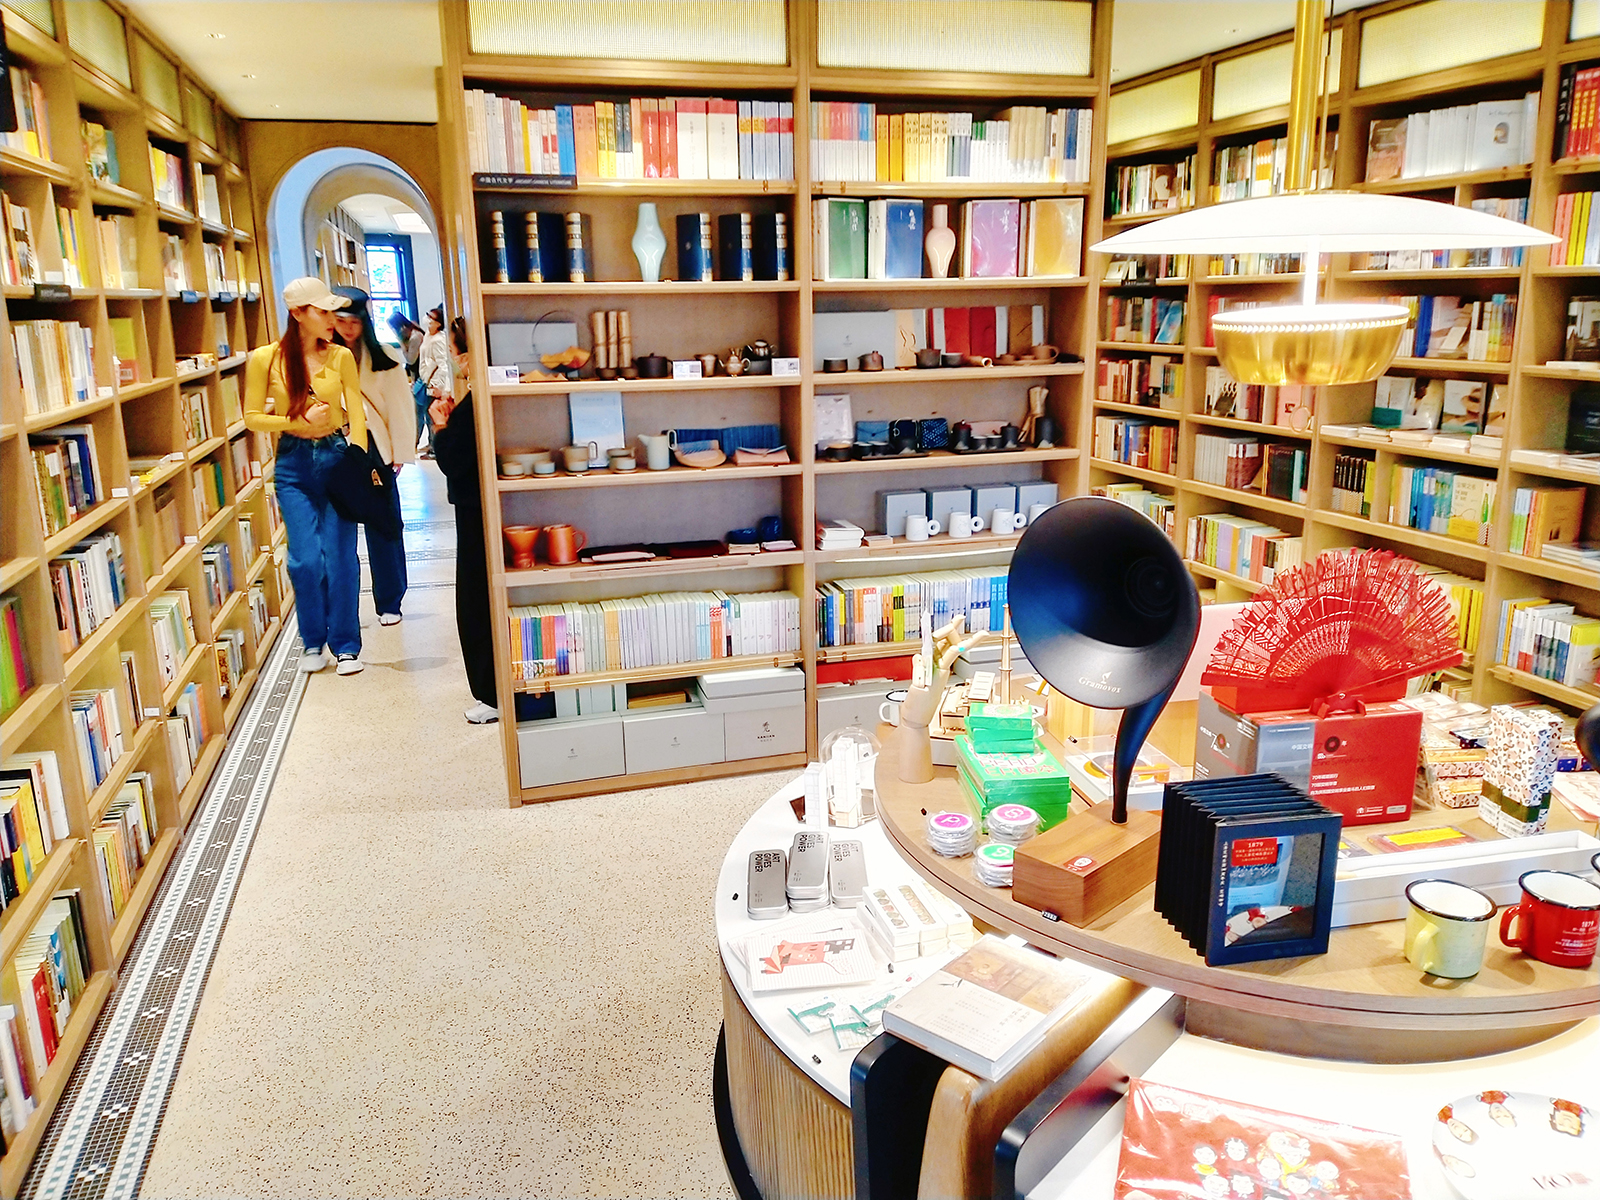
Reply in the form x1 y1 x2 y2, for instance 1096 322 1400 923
1009 497 1200 823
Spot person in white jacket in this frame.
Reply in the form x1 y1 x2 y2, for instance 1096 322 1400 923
416 305 450 458
333 287 416 624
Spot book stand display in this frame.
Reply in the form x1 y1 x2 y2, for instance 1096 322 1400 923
0 5 278 1189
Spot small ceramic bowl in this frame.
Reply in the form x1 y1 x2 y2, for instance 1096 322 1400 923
941 352 963 368
501 462 528 478
532 461 556 475
610 455 637 472
915 348 942 369
822 358 848 373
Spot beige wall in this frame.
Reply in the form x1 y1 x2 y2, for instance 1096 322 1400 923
242 120 452 331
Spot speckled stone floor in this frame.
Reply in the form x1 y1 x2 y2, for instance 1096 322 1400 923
139 464 788 1198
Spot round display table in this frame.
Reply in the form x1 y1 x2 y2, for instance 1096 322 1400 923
874 727 1599 1062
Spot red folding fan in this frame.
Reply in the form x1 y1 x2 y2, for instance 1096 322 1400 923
1201 548 1464 713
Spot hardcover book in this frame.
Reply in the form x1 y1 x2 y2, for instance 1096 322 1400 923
717 211 754 282
1025 198 1083 277
676 212 714 282
751 212 789 281
882 199 924 279
813 198 866 280
962 199 1021 278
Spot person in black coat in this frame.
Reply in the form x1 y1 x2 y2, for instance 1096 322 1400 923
430 318 498 723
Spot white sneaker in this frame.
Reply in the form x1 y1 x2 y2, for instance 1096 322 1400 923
464 702 499 724
336 654 364 676
379 613 402 626
299 649 328 672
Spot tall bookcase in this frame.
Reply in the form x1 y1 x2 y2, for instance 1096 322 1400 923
438 0 1113 806
1101 0 1600 720
0 3 281 1187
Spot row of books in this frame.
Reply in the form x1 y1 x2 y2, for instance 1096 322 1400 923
48 195 88 289
508 591 800 682
1372 375 1500 435
1364 94 1539 182
1102 255 1189 284
93 214 140 290
149 591 196 685
93 772 158 922
0 997 34 1140
1329 451 1376 517
1093 416 1176 474
200 542 235 614
1202 367 1312 428
0 597 32 721
215 629 246 700
4 67 51 161
1101 295 1183 344
193 462 225 524
1107 157 1194 218
812 196 1082 282
166 681 210 791
4 893 91 1089
1093 484 1176 539
1551 192 1600 267
1389 464 1497 545
2 192 42 287
1094 354 1181 407
1193 434 1307 503
47 531 128 655
12 320 97 415
891 303 1044 359
1508 486 1586 559
810 104 1093 184
1202 252 1303 277
1209 134 1335 204
1358 199 1531 271
82 119 120 185
69 683 130 792
1556 60 1600 160
0 751 71 915
149 144 188 211
248 582 270 643
463 90 794 182
1418 569 1485 653
1184 515 1303 585
30 426 103 538
816 570 1009 649
1381 293 1518 363
1499 597 1599 688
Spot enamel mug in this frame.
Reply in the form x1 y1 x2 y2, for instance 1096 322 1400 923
1499 870 1600 968
1404 879 1496 979
878 689 909 727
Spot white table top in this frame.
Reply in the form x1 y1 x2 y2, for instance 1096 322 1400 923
715 777 961 1104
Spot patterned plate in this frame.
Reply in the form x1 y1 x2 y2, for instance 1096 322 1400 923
1432 1090 1597 1199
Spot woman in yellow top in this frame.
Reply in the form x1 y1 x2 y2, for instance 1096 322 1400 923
243 277 368 676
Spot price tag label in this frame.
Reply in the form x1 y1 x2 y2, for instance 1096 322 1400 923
111 487 130 498
771 357 801 377
184 535 198 544
671 359 703 379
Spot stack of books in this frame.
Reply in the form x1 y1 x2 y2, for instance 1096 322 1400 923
1210 132 1335 201
0 750 69 911
815 519 863 551
1101 295 1184 344
1093 484 1176 539
1108 157 1195 217
1365 93 1539 181
810 104 1093 184
1329 451 1375 516
1499 598 1600 689
1509 486 1586 558
47 531 128 654
12 322 97 414
8 894 92 1076
1093 415 1177 474
1095 355 1181 408
92 773 157 921
1381 294 1517 362
953 735 1073 831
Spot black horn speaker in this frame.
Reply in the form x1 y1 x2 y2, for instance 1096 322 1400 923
1009 497 1201 824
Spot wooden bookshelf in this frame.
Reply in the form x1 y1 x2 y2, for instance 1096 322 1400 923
1104 0 1600 719
438 0 1113 805
0 4 282 1188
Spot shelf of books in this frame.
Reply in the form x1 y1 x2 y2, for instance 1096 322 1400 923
1100 0 1600 714
0 2 279 1185
438 1 1112 804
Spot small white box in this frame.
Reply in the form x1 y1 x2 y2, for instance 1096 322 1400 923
700 686 805 715
772 357 801 376
724 704 806 757
925 486 973 530
862 885 921 959
671 359 704 379
518 715 625 788
699 666 806 699
817 682 898 741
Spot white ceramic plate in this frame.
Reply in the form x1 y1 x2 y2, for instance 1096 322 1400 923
1432 1089 1597 1199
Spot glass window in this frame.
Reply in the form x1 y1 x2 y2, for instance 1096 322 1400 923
365 243 411 345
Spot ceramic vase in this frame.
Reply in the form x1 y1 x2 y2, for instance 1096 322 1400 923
925 203 957 279
502 525 539 569
631 202 667 282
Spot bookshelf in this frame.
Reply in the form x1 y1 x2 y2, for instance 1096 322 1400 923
438 0 1113 805
0 2 278 1187
1103 0 1600 716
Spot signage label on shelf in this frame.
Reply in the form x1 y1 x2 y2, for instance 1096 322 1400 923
672 360 704 379
179 290 202 304
32 283 72 302
772 358 801 376
472 172 577 191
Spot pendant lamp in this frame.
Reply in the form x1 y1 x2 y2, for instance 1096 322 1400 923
1091 2 1558 385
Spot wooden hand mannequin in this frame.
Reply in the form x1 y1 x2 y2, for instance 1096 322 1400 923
898 616 992 783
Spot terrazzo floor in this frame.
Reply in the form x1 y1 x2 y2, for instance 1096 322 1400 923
138 464 780 1197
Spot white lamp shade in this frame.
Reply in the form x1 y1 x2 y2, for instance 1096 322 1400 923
1092 191 1560 255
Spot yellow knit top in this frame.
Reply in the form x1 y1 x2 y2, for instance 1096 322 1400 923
242 343 368 447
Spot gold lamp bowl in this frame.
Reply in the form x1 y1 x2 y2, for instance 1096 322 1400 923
1212 303 1409 386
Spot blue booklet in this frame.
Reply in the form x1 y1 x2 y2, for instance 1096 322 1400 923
884 199 924 279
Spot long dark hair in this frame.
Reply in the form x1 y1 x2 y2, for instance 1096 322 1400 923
276 314 312 420
332 286 399 372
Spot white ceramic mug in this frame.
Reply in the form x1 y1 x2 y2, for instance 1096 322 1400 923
638 433 671 471
905 515 941 541
991 508 1025 534
949 512 974 539
879 689 908 727
1027 502 1051 525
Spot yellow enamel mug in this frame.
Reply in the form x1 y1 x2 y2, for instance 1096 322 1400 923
1404 878 1497 979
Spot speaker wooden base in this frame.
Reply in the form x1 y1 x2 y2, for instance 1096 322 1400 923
1012 806 1161 926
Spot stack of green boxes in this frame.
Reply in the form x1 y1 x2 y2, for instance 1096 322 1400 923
954 704 1073 831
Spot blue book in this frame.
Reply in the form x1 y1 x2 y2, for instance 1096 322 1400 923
676 213 713 282
1414 294 1433 357
883 199 924 279
717 212 753 282
751 212 789 281
556 106 576 176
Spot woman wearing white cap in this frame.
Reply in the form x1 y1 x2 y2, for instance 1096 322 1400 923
243 277 368 675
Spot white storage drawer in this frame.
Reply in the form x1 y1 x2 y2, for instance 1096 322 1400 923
816 683 897 742
724 705 806 759
518 715 625 788
623 707 725 773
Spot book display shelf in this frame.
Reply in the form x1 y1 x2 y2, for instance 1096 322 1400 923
1103 0 1600 720
439 0 1114 805
0 3 278 1186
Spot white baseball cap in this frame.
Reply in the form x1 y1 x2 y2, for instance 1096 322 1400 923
281 276 350 312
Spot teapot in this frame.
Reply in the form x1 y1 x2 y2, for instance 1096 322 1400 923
742 339 772 362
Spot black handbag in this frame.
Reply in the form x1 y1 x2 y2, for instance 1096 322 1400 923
327 434 401 539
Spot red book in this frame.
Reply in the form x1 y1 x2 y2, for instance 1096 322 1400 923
642 98 660 178
660 98 678 178
1554 192 1574 265
32 969 56 1063
943 306 971 356
969 306 997 358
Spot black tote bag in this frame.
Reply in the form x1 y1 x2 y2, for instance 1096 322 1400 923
326 435 401 539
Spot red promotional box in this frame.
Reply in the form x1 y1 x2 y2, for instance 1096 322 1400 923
1195 689 1422 825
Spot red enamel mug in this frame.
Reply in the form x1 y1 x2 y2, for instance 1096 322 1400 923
1498 870 1600 968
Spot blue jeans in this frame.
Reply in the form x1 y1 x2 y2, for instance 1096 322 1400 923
275 434 361 657
412 378 433 453
365 476 407 616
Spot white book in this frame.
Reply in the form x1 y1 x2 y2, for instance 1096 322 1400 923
882 935 1100 1081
